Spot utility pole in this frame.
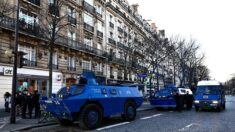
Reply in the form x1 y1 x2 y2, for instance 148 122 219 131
10 0 20 124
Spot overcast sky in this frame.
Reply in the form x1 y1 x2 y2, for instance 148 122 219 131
128 0 235 82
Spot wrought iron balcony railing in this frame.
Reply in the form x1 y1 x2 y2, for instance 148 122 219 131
84 22 94 33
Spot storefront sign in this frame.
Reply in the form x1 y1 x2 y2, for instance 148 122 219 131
3 67 13 76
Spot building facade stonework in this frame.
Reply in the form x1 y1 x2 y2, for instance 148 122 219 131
0 0 173 107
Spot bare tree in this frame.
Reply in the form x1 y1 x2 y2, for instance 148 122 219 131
37 0 74 97
0 0 15 20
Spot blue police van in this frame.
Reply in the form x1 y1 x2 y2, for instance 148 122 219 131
149 84 177 109
40 72 143 130
194 80 226 111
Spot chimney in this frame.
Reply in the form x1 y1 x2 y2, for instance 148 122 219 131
131 4 139 13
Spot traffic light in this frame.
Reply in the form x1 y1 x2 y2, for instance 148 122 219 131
18 51 27 68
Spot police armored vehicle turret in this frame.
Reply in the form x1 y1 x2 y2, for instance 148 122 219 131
40 72 143 130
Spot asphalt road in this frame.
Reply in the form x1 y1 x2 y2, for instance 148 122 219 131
26 96 235 132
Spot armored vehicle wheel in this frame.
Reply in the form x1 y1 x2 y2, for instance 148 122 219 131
79 104 102 130
58 119 73 126
122 101 136 121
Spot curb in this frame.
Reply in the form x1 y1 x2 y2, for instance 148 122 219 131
10 122 58 132
10 106 155 131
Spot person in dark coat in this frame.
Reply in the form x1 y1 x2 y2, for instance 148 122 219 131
4 92 11 112
174 91 183 112
185 91 193 110
15 91 23 115
32 90 40 118
22 88 33 118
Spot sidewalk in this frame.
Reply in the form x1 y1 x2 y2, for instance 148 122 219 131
0 101 154 132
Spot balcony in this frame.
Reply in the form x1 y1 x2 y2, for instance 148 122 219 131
108 38 116 46
83 1 96 16
67 66 76 71
55 37 108 58
68 16 76 25
109 22 114 28
84 23 94 33
117 27 123 33
117 42 129 50
97 30 103 38
27 0 40 6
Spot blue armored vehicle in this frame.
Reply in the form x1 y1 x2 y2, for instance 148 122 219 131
149 84 177 109
40 72 143 130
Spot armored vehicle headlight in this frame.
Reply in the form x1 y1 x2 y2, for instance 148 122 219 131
212 100 219 104
194 100 200 103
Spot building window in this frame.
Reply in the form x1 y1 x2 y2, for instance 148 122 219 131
82 60 91 70
68 56 76 71
53 52 58 65
19 10 38 28
95 63 102 72
84 0 93 6
97 20 103 32
27 0 40 6
68 31 76 40
68 7 76 25
109 32 113 38
96 5 102 15
18 45 36 66
84 13 93 26
48 0 59 16
84 37 92 47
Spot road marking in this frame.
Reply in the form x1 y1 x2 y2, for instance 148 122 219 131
96 122 130 131
178 123 198 131
140 114 162 120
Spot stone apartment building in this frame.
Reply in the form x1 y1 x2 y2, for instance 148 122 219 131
0 0 171 107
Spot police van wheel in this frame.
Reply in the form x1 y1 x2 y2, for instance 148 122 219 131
58 119 73 126
122 101 136 121
79 104 102 130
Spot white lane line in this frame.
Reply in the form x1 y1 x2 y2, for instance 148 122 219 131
96 122 130 131
140 114 162 120
178 123 197 131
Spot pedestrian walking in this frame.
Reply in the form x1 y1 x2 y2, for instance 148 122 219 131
4 92 11 112
32 90 40 118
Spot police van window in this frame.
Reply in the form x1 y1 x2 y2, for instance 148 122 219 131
196 86 220 94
